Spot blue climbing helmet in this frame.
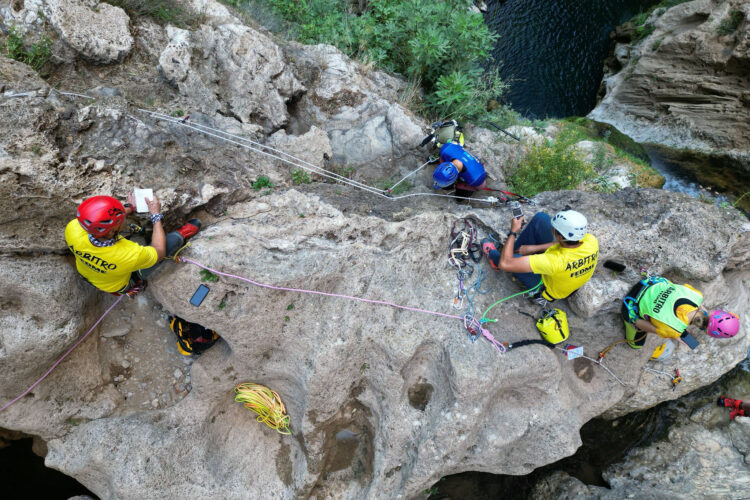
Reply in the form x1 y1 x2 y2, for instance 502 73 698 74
432 162 459 189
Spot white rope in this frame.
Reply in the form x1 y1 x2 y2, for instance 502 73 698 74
554 346 627 386
136 109 391 198
1 90 510 205
141 109 380 192
138 109 503 205
387 160 431 193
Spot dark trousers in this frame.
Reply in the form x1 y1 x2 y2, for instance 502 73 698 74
489 212 554 291
138 231 185 279
512 212 554 290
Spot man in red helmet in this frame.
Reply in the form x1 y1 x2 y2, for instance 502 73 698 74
65 193 200 295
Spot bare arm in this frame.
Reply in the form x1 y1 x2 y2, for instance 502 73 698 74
517 242 555 256
634 318 659 334
146 196 167 260
498 216 533 273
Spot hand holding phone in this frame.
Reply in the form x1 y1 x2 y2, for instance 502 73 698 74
509 200 523 220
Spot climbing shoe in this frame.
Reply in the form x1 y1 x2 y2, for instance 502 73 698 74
730 409 747 421
480 238 500 271
176 218 202 240
717 396 743 410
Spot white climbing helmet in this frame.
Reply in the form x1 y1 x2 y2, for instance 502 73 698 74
551 210 588 241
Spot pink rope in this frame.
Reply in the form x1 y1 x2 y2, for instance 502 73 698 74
0 295 124 413
180 257 465 321
179 257 506 352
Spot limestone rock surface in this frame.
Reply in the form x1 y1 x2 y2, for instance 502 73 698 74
45 0 133 63
589 0 750 181
532 408 750 499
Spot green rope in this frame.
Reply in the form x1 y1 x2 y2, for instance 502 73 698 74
481 281 542 323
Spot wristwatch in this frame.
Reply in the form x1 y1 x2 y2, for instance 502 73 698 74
507 231 518 238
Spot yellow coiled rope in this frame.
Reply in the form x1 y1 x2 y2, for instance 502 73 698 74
234 382 291 434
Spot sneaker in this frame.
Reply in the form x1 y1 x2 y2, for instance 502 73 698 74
480 238 499 270
176 218 202 240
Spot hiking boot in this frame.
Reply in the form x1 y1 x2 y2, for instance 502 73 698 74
176 218 202 240
730 409 747 420
480 238 500 271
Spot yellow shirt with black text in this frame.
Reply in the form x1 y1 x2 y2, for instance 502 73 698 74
528 233 599 299
65 219 158 293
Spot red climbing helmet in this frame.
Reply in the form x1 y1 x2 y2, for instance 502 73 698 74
76 196 126 238
707 310 740 338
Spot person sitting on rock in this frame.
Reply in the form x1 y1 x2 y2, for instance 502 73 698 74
717 396 748 421
431 142 487 198
65 193 201 296
620 275 740 349
481 210 599 305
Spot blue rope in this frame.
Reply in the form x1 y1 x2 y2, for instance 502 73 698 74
463 266 493 341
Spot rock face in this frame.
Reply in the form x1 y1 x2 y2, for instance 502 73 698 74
589 0 750 181
46 0 134 63
532 405 750 499
0 5 749 499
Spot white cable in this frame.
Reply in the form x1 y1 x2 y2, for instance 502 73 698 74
387 160 431 193
142 109 378 191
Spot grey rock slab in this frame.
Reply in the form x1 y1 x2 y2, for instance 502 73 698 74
45 0 133 64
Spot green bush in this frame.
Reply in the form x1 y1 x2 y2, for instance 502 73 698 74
4 26 51 74
222 0 505 122
507 139 594 197
717 10 744 35
104 0 195 27
291 169 311 185
252 176 274 190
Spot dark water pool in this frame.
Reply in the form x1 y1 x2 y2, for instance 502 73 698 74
485 0 657 118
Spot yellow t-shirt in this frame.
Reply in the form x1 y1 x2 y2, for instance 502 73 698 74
649 284 702 338
528 233 599 299
65 219 158 293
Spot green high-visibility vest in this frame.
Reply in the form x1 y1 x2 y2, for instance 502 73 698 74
637 279 703 333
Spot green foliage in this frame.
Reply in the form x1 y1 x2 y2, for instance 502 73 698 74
171 109 185 117
4 26 51 74
252 176 274 190
507 138 594 197
717 10 744 35
634 23 655 41
652 37 664 51
375 176 411 196
218 299 227 310
222 0 504 122
291 169 311 185
199 269 218 282
286 303 294 310
104 0 195 27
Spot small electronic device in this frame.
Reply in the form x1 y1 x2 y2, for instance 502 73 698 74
134 188 154 213
680 330 699 350
603 260 626 273
189 284 210 307
509 200 523 219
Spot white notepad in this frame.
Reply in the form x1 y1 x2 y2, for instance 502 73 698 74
134 188 153 213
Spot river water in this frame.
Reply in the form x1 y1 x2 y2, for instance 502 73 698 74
484 0 657 118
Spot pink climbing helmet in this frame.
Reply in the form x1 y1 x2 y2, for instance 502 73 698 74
707 310 740 338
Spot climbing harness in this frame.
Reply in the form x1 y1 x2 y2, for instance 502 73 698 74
234 382 291 434
169 315 220 356
0 295 125 413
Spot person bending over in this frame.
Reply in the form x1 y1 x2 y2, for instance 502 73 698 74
481 210 599 304
431 142 487 198
65 194 201 295
620 275 740 349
